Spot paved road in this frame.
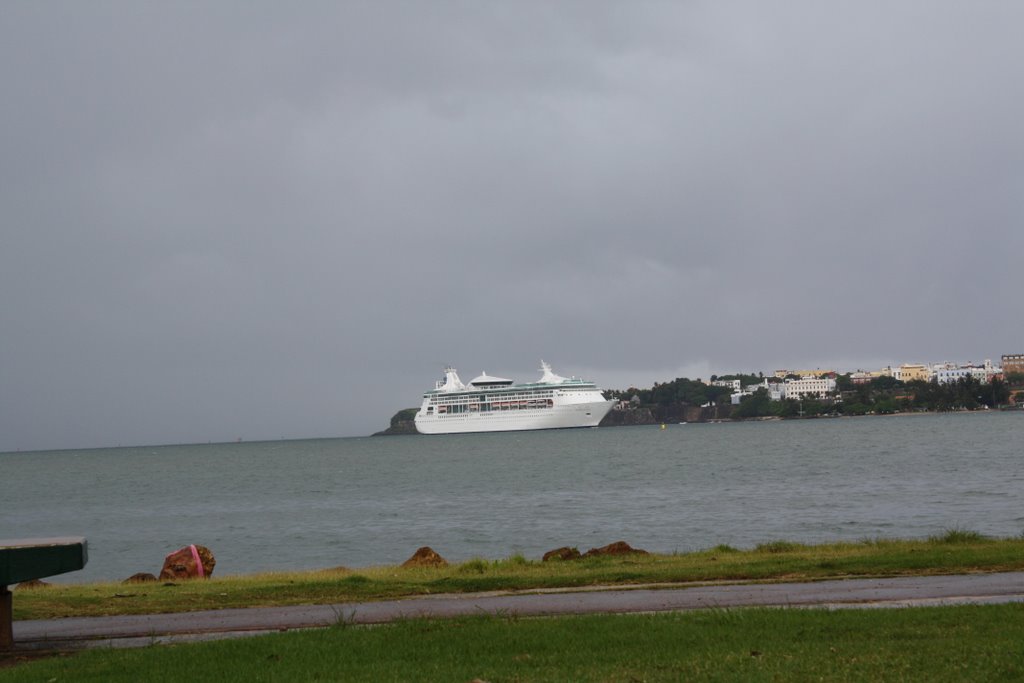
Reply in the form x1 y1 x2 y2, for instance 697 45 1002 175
11 572 1024 650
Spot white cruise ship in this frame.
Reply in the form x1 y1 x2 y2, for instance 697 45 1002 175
414 361 615 435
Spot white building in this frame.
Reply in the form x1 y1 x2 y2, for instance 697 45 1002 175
766 383 786 401
782 376 837 399
976 359 1002 381
730 379 786 404
934 366 971 384
933 359 1002 384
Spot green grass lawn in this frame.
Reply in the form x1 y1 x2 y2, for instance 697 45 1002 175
4 604 1024 682
12 532 1024 620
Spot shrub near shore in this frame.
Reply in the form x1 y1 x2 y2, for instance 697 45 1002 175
12 533 1024 620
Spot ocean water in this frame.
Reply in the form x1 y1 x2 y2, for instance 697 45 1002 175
2 412 1022 583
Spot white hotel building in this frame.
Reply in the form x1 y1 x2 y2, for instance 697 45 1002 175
782 376 837 399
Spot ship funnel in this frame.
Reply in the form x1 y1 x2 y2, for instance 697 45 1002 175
438 366 465 391
539 360 567 384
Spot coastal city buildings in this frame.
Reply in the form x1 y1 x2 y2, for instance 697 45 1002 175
721 356 1014 406
612 352 1022 414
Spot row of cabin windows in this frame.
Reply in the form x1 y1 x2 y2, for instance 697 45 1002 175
431 391 555 405
431 399 555 415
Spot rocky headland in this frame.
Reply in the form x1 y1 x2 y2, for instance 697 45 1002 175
372 408 419 436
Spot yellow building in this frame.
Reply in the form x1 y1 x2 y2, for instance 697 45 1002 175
898 364 931 382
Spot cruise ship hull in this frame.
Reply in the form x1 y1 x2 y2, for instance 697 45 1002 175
414 362 615 436
414 397 615 435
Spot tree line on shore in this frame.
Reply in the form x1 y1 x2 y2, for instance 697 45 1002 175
607 372 1024 421
380 372 1024 433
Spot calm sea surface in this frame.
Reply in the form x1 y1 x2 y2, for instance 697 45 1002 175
2 413 1022 583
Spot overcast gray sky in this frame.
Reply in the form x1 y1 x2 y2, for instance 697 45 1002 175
2 2 1022 451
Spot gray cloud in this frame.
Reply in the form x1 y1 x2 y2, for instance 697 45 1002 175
2 2 1022 450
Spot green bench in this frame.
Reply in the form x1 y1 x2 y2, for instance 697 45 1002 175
1 537 88 649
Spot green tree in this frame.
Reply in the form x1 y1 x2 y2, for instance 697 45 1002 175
842 402 869 416
732 388 772 418
772 398 802 417
799 397 825 416
1004 372 1024 388
979 378 1010 408
874 398 898 414
704 385 734 406
870 376 901 391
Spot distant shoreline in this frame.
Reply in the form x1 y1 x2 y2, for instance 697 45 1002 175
374 405 1016 436
607 406 1011 427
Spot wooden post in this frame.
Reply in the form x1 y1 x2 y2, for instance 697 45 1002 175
0 585 12 649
